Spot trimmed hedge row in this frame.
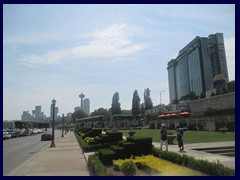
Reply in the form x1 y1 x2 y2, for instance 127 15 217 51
152 147 235 176
75 131 121 152
98 137 153 165
88 153 114 176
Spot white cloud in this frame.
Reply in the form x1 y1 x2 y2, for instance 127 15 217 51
19 24 148 66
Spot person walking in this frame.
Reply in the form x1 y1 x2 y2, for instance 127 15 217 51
160 123 168 151
176 126 184 151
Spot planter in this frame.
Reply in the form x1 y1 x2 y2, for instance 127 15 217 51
127 131 136 137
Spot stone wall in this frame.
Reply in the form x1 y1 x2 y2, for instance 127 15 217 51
189 92 235 117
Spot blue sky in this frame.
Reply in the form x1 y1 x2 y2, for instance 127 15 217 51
3 4 235 120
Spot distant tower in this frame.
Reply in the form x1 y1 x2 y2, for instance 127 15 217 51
83 98 90 115
79 93 85 110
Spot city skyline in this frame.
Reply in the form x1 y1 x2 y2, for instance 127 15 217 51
3 4 235 120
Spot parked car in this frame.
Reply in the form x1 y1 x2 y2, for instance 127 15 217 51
41 132 52 141
3 130 12 140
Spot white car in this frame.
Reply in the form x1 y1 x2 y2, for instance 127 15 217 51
3 130 12 140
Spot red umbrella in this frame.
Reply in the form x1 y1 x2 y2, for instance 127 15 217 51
158 114 166 118
180 111 190 115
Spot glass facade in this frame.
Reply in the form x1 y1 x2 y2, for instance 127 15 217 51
167 33 229 103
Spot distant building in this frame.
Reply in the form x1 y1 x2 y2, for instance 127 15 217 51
21 111 33 120
83 98 90 115
167 33 229 103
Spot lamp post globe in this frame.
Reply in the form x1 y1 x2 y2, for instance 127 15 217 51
50 98 56 148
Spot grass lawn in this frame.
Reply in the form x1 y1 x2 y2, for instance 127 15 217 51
120 129 235 144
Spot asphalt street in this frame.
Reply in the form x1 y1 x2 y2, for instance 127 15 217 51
3 130 61 176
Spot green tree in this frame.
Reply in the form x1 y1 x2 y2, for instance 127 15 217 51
226 80 235 92
72 109 88 122
132 90 141 116
140 103 145 115
144 88 153 110
111 92 121 115
216 88 221 95
90 108 110 121
222 86 228 94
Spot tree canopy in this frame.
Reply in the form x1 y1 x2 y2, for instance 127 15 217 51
132 90 141 115
72 109 88 121
144 88 153 110
111 92 121 115
90 108 110 121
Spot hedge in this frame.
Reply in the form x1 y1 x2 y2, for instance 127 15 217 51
88 153 114 176
152 147 235 176
98 148 117 165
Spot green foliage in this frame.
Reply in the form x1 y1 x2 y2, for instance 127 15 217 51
88 153 114 176
119 161 136 176
14 121 49 129
111 92 121 115
226 80 235 92
72 109 87 121
98 148 117 165
127 136 153 156
144 88 153 110
152 147 235 176
132 90 141 115
90 108 110 121
75 130 121 152
106 131 123 142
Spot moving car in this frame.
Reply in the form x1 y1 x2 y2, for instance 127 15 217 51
41 132 52 141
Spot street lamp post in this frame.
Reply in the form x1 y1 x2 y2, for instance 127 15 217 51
62 114 64 137
50 99 56 148
160 90 165 105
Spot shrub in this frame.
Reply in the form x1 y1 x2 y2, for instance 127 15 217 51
127 136 152 156
106 131 123 142
119 160 136 176
88 153 113 176
98 148 117 165
152 147 235 176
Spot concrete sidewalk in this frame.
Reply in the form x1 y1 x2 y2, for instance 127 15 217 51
10 131 90 176
153 141 235 169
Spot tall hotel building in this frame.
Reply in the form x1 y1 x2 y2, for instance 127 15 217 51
167 33 229 104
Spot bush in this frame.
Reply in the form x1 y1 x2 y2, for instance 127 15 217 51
120 142 135 157
119 160 136 176
110 145 127 159
88 153 113 176
98 148 117 165
152 147 235 176
106 131 123 142
127 136 152 156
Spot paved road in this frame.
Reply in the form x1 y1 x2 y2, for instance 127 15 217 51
3 130 61 176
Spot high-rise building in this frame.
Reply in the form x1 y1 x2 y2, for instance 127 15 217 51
21 111 33 120
83 98 90 115
34 106 42 119
167 33 229 104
